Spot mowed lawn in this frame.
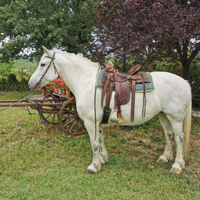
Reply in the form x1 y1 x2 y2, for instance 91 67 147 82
0 92 200 199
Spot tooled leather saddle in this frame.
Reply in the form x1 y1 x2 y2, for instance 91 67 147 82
101 63 151 123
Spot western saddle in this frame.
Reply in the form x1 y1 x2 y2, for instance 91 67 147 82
102 62 151 123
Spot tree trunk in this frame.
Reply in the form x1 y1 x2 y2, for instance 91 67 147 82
181 60 190 82
123 55 126 72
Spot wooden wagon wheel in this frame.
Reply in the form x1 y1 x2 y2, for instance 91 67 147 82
59 96 87 136
39 93 63 124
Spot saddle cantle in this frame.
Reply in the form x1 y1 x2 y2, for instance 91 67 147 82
102 63 151 124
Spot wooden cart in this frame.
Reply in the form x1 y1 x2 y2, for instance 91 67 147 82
0 93 87 136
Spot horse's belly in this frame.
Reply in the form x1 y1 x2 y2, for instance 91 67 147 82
107 90 161 126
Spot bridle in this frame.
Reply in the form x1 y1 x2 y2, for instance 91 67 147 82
33 52 60 91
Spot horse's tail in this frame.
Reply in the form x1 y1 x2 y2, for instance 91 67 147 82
182 100 191 157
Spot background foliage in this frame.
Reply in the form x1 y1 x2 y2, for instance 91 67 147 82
0 59 35 82
0 60 16 77
1 0 200 99
92 0 200 80
0 0 96 61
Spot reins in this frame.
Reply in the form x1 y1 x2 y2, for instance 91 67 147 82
0 52 58 113
94 65 102 141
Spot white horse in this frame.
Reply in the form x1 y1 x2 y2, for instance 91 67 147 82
29 46 191 174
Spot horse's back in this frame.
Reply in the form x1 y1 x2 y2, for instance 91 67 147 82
150 71 191 117
150 71 190 89
150 71 191 96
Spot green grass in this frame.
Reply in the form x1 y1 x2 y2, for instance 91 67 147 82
0 91 42 100
0 92 200 199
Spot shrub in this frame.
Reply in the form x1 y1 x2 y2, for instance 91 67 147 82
7 73 18 82
1 77 7 82
20 77 28 82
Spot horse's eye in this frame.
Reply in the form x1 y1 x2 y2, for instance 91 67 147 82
41 63 45 67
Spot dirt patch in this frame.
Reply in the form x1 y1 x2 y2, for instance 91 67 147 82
102 124 120 132
29 94 44 100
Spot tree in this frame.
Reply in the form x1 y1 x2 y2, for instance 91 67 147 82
0 0 96 61
93 0 200 80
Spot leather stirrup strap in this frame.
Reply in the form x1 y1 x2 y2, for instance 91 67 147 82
105 74 113 109
102 67 114 106
140 72 146 118
131 80 136 122
102 73 107 106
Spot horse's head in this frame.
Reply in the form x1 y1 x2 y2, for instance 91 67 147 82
28 46 59 91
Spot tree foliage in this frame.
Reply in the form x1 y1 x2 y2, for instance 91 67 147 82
93 0 200 80
0 60 17 77
0 0 96 61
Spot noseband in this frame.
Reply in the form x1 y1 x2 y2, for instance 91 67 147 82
33 52 59 90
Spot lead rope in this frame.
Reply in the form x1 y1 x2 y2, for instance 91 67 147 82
94 66 101 141
0 91 35 113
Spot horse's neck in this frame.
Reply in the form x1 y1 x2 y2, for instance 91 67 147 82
57 54 98 97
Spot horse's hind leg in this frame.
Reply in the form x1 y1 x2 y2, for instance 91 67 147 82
167 118 185 174
157 113 174 163
99 124 108 164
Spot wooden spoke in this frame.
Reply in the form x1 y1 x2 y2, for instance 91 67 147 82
69 120 76 133
63 117 76 127
59 97 87 136
39 94 62 124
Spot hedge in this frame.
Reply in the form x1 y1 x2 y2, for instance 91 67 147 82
0 82 30 92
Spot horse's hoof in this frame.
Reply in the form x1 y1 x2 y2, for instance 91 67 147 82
157 158 166 163
170 167 182 174
86 169 96 174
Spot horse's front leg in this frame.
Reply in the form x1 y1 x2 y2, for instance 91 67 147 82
84 120 108 174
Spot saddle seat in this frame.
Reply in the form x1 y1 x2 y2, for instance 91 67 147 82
102 63 151 123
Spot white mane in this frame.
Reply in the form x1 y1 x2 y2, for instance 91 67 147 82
53 49 100 68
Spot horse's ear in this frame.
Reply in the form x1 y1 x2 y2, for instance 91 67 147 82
42 46 51 56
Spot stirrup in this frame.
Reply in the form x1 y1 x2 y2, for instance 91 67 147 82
110 109 124 123
117 112 124 123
